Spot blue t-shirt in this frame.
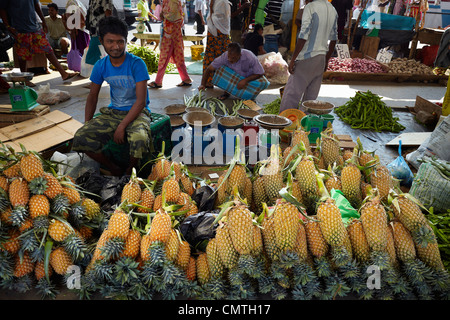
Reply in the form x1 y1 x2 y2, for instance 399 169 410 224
0 0 41 33
90 52 151 112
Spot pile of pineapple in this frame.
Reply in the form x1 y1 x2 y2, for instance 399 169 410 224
0 145 105 298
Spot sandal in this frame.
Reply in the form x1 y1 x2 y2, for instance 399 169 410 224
218 92 230 101
148 81 162 89
176 81 192 87
63 72 79 81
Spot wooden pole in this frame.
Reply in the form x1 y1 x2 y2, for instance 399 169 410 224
290 0 301 52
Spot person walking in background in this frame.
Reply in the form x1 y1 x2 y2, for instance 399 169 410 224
194 0 206 35
331 0 353 43
230 0 251 44
244 23 266 56
0 0 79 87
64 0 90 57
84 0 113 68
153 0 162 21
202 0 231 88
45 3 70 56
279 0 338 113
148 0 192 88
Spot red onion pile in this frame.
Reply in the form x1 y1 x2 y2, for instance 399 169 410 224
326 58 386 73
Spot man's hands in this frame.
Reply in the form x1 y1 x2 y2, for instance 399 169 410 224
114 124 127 144
237 79 247 90
288 60 296 74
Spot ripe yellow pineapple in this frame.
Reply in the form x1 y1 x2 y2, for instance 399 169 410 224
342 149 353 162
273 199 301 253
9 178 30 207
43 173 63 199
3 162 21 179
180 173 195 196
226 164 247 195
153 194 162 211
2 228 21 254
35 260 53 281
360 196 388 253
137 188 155 213
0 176 9 192
62 186 81 205
346 219 371 264
252 175 268 214
325 175 342 193
48 219 73 242
227 202 254 256
165 229 180 262
186 202 199 218
215 174 228 207
341 150 362 209
77 225 93 241
261 211 281 262
196 252 210 285
106 209 130 240
251 224 264 256
161 178 181 203
291 128 312 155
186 256 197 281
121 175 142 204
0 206 12 226
29 194 50 218
176 192 191 212
148 210 172 243
14 252 34 277
50 247 73 275
20 153 44 182
391 220 416 263
149 158 171 181
317 197 348 248
294 222 308 262
140 234 152 261
385 223 399 268
206 238 225 279
176 240 191 271
242 176 253 208
261 145 283 203
215 223 239 270
295 156 319 212
120 229 142 259
304 218 329 259
320 129 341 169
415 225 445 271
370 165 392 202
81 198 101 220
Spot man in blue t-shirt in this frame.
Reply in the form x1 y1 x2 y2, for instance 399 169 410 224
72 16 152 176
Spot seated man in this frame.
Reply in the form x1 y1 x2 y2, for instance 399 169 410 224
72 16 153 176
243 24 266 56
198 42 269 101
45 3 70 56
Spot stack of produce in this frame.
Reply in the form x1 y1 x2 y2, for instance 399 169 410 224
334 90 406 133
388 58 434 75
0 144 105 299
326 58 386 73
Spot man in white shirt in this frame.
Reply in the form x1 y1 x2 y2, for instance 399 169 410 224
194 0 206 35
279 0 338 113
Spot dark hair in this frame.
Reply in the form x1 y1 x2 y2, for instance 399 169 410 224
154 0 160 5
47 3 58 11
254 24 263 33
98 16 128 40
227 42 241 54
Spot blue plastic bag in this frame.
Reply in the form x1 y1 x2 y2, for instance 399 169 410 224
387 140 414 187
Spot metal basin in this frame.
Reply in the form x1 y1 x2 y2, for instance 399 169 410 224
1 72 34 82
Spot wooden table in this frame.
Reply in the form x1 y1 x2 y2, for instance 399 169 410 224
132 33 206 49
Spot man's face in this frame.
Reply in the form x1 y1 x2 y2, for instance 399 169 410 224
48 7 58 18
101 33 126 59
227 51 241 64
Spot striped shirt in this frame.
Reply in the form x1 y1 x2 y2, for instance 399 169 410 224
297 0 338 60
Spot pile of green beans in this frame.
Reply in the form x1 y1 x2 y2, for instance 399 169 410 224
334 91 405 133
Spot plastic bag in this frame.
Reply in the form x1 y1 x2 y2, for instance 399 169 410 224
67 40 82 72
257 52 290 85
36 83 71 105
387 140 414 187
80 45 94 78
179 210 219 250
191 185 216 213
330 189 360 226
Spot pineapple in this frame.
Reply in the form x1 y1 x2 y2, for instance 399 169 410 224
176 240 191 271
48 219 73 242
320 128 341 169
252 175 268 214
20 152 44 182
148 210 172 243
186 256 197 281
137 188 155 213
0 176 9 192
304 218 329 259
120 229 141 259
153 194 162 211
177 192 191 213
261 145 283 203
340 149 362 209
290 179 304 204
242 176 253 208
251 224 264 256
161 178 181 203
29 194 50 218
150 158 171 181
295 156 319 213
291 128 312 155
50 247 73 275
13 252 35 277
325 175 342 193
81 198 101 220
391 220 416 263
3 162 21 179
28 176 48 195
196 252 210 286
180 173 195 196
317 197 348 248
140 234 152 261
294 222 308 262
9 178 30 207
106 209 130 240
165 229 180 262
346 219 371 264
186 202 198 218
215 223 239 270
121 171 142 204
215 174 228 207
415 226 445 271
261 210 281 262
2 228 21 254
227 202 254 256
283 146 295 166
43 173 63 199
35 260 53 281
226 164 247 195
273 199 301 253
62 186 81 205
370 165 392 202
206 238 225 279
385 223 399 268
342 149 353 162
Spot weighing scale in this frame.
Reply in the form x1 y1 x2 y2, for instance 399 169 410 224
300 100 335 144
1 72 40 111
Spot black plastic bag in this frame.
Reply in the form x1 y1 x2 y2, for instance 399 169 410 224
191 185 216 213
179 210 219 251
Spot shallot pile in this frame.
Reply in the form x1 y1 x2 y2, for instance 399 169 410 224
326 58 386 73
